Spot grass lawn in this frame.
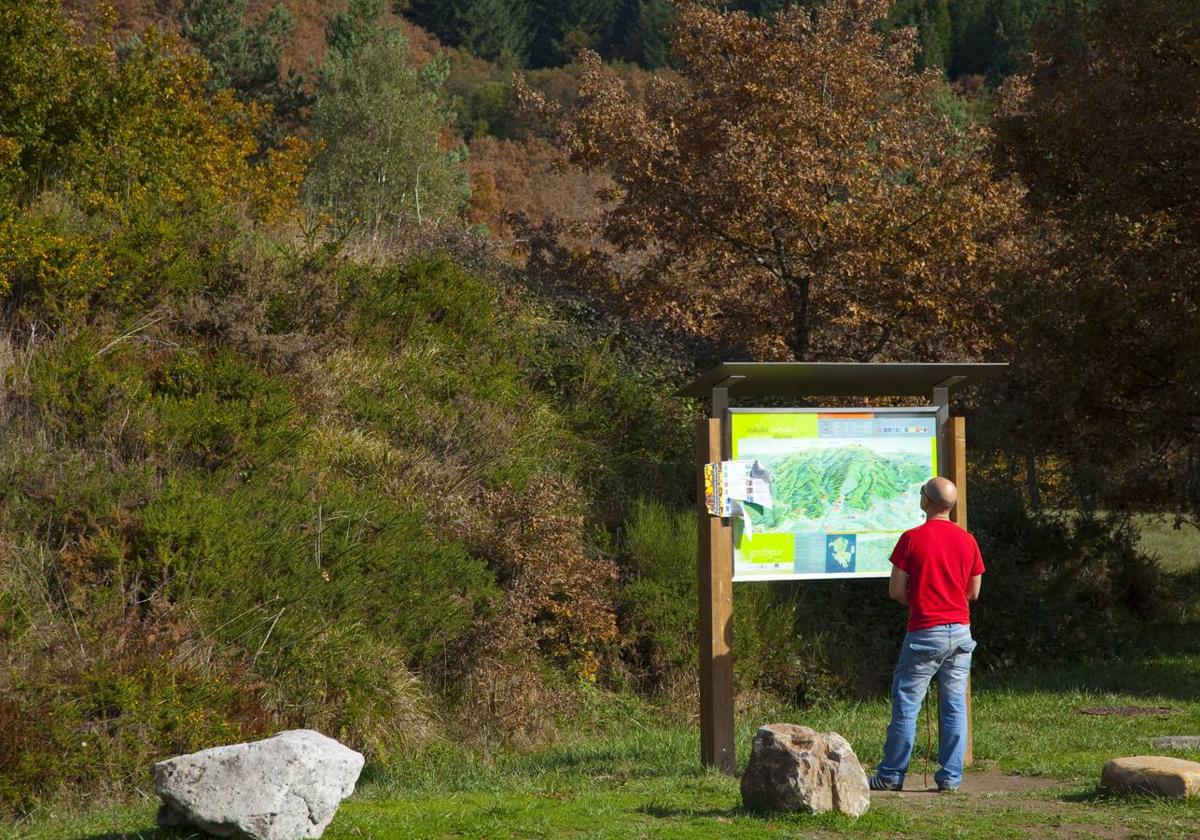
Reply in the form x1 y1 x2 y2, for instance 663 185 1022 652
1134 513 1200 575
9 643 1200 840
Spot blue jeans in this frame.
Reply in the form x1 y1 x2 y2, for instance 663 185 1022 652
876 623 976 789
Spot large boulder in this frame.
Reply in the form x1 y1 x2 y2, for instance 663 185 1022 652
153 729 365 840
740 724 870 816
1101 755 1200 798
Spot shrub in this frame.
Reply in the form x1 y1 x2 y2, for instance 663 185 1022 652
0 303 515 812
306 21 469 233
478 477 619 676
969 477 1166 670
1 208 691 812
1 4 308 323
26 332 150 446
617 500 843 707
146 349 300 470
618 500 695 692
0 544 270 814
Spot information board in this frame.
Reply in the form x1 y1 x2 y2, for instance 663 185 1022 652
729 408 939 581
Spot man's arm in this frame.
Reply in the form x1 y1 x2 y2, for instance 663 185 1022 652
967 574 982 602
889 566 909 605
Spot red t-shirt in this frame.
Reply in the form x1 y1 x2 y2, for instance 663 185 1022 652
889 518 985 631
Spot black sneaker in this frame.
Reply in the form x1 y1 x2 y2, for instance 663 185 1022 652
937 784 960 794
868 775 902 791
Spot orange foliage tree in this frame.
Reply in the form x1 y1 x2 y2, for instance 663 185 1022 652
994 0 1200 516
466 136 611 242
520 0 1027 361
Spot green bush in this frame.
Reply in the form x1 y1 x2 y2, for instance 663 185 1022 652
733 583 845 708
0 544 270 814
618 500 695 689
524 305 694 525
617 500 842 706
969 478 1166 670
136 472 499 667
147 350 301 470
0 238 708 812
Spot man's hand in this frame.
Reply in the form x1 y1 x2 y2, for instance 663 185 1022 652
889 566 909 606
967 574 982 602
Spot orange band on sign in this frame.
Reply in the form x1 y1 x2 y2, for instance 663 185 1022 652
819 413 873 419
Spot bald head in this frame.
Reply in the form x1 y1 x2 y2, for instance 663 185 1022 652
922 477 957 514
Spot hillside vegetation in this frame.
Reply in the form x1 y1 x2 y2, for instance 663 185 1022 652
0 0 690 811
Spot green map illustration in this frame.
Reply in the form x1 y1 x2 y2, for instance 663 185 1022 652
747 444 929 533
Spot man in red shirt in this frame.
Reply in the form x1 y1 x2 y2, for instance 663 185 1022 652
868 476 984 792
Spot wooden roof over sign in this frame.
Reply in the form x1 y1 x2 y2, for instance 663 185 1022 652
676 362 1008 398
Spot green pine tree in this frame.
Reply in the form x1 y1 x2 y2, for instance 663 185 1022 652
883 0 952 72
927 0 953 70
459 0 532 62
181 0 307 140
529 0 622 67
615 0 674 68
325 0 389 60
949 0 991 76
408 0 532 63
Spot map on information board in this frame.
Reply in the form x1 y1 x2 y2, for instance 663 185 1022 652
729 409 939 581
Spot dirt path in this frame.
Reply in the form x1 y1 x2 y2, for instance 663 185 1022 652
871 769 1135 839
872 767 1064 797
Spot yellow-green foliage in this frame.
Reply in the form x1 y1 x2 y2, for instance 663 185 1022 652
0 0 308 319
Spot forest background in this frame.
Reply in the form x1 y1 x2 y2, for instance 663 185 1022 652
2 0 1198 818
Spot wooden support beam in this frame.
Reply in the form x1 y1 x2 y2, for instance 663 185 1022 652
696 417 736 774
950 416 968 531
948 415 974 767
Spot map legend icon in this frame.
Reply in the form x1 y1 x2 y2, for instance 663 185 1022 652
825 534 857 573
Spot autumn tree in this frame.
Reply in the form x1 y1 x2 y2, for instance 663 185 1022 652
993 0 1200 517
521 0 1026 361
466 135 612 240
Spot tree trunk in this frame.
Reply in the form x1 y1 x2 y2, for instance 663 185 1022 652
1025 450 1042 511
784 275 812 360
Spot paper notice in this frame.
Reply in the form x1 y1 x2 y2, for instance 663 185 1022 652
705 460 773 538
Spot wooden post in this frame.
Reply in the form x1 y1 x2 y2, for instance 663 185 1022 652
948 415 974 767
696 417 736 774
950 416 968 531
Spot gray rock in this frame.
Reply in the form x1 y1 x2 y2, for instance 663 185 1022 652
1150 736 1200 751
153 729 364 840
740 723 870 816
